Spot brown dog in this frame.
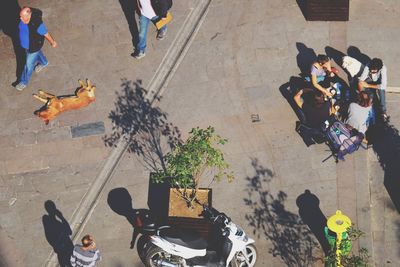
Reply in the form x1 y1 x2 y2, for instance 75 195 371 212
33 79 96 124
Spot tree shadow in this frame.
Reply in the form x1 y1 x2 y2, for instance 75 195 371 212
107 187 154 248
42 200 73 267
244 158 320 266
118 0 139 49
104 79 181 172
368 120 400 212
296 42 317 75
0 0 25 84
296 190 330 254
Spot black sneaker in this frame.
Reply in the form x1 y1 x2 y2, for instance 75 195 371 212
156 28 167 40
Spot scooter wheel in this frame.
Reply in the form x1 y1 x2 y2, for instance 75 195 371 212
144 245 177 267
229 244 257 267
136 235 149 263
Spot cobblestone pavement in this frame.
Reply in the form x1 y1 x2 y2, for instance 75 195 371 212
1 0 400 266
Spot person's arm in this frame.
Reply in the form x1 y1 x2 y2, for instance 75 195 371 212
358 66 370 91
379 65 387 90
294 89 304 109
44 32 57 48
94 249 102 262
37 23 57 48
70 250 77 267
330 103 339 115
311 74 333 97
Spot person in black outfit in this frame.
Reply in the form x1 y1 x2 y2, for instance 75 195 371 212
294 88 336 129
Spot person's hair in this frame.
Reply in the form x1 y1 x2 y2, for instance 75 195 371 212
369 58 383 71
316 54 329 65
22 6 31 15
82 235 93 247
313 90 325 107
358 91 371 107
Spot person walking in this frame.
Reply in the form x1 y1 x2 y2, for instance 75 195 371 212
132 0 172 59
15 7 57 91
70 235 101 267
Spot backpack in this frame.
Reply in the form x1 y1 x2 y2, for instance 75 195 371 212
325 120 364 160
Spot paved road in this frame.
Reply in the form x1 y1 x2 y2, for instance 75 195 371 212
1 0 399 266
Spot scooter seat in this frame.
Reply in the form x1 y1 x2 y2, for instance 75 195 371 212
160 227 208 250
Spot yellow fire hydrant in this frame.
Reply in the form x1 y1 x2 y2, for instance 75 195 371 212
327 210 352 266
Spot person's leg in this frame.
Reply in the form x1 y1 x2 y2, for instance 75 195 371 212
156 24 167 40
136 15 151 54
34 50 49 73
20 50 40 86
36 50 48 67
378 89 386 114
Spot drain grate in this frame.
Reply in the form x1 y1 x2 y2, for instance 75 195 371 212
71 121 105 138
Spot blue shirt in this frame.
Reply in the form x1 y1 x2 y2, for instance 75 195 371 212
19 21 48 49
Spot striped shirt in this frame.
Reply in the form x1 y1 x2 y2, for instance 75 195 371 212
70 245 101 267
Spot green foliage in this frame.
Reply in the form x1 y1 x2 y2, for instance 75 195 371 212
152 126 234 192
324 225 370 267
342 248 370 267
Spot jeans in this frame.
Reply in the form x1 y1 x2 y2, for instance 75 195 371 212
364 88 386 113
137 15 167 53
20 49 48 85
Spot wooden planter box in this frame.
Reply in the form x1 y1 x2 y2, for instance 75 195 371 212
168 188 212 218
305 0 349 21
147 180 212 219
168 188 213 243
148 183 215 243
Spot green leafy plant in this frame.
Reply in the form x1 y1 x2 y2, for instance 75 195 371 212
152 126 234 206
324 225 370 267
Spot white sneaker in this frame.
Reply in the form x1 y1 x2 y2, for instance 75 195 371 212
133 51 145 59
34 63 49 73
15 83 27 91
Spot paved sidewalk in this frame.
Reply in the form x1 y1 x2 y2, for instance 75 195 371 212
1 0 400 266
0 0 197 266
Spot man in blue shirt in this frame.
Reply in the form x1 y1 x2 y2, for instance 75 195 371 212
15 7 57 91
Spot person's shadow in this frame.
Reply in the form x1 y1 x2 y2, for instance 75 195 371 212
347 46 371 66
296 190 330 255
0 0 25 85
118 0 139 50
42 200 74 267
107 187 154 249
296 42 317 76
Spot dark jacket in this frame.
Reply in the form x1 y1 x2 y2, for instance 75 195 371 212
151 0 172 18
27 8 45 52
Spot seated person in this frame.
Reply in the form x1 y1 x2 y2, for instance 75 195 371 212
294 88 336 129
345 91 374 135
307 54 339 98
358 58 388 120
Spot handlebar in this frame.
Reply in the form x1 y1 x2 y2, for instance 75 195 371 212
202 205 231 228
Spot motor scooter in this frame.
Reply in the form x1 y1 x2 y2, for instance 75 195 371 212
136 205 257 267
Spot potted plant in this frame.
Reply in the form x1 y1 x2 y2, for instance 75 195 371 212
151 126 234 218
